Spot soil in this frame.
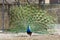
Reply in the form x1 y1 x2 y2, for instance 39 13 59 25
0 33 60 40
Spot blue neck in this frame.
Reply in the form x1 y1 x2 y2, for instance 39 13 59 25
27 25 31 32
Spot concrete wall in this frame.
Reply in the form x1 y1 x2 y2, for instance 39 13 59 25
45 0 50 4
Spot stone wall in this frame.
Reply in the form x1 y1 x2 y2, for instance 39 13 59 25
45 4 60 24
0 5 9 29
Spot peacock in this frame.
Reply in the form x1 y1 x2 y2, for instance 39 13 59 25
27 25 32 36
10 4 56 34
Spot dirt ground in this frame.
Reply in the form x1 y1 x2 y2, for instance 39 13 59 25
0 33 60 40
